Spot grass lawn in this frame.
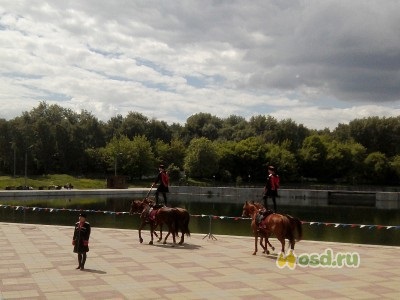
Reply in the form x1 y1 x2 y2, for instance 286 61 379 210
0 174 106 190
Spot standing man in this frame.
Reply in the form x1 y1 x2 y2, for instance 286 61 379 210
263 165 280 212
153 164 169 206
72 213 91 270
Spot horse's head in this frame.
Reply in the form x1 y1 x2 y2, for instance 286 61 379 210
143 197 155 206
130 200 144 215
242 201 257 217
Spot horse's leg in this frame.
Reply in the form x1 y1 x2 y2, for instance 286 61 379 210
171 226 177 246
261 236 272 255
253 232 258 255
157 223 163 242
163 230 170 244
267 239 275 252
138 220 145 243
149 222 155 245
259 236 267 254
289 238 295 252
251 220 258 255
178 229 184 245
279 237 285 255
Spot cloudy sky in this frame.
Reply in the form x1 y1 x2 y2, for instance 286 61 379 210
1 1 400 129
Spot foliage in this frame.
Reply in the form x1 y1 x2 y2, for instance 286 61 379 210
1 102 400 186
184 137 219 178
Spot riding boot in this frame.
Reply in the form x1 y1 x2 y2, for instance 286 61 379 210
80 253 87 270
77 253 82 269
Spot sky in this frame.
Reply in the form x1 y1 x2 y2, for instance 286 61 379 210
1 0 400 130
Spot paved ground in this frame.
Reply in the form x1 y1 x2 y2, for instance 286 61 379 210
1 222 399 300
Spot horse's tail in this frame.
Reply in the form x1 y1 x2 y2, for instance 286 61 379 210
182 211 191 237
285 214 303 241
173 209 191 237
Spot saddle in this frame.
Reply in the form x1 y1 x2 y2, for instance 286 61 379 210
148 208 158 221
256 209 274 228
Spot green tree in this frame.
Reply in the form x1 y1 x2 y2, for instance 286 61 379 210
265 142 298 181
121 112 148 139
184 137 219 178
183 113 223 141
101 135 155 179
299 135 328 179
363 152 390 184
154 138 186 169
214 140 237 181
234 136 267 180
390 155 400 183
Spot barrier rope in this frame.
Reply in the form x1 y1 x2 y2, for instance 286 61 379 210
1 204 399 230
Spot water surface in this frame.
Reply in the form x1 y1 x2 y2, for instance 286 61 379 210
0 196 399 246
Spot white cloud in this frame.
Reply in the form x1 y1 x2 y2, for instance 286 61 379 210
1 0 400 130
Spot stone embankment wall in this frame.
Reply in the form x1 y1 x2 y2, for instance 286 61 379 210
0 186 398 209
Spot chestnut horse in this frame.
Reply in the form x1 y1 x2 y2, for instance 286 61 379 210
242 201 302 255
150 206 191 246
130 199 190 246
248 201 275 254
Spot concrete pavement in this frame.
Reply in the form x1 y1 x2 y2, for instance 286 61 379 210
1 222 399 299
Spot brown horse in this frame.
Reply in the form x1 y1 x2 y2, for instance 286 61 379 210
129 199 160 244
170 207 190 244
248 201 275 254
130 199 190 246
150 206 191 245
242 201 302 255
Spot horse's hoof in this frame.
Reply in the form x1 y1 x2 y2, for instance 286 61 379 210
163 241 167 245
252 252 256 255
149 241 153 245
139 238 143 243
271 247 275 251
171 244 175 247
266 250 270 255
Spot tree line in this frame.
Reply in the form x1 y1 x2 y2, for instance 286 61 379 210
1 101 400 186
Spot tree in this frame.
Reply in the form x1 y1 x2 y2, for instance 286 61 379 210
184 137 219 179
234 136 267 180
154 138 186 169
184 113 223 141
146 119 172 144
121 112 148 139
100 135 155 179
265 142 298 181
298 135 328 179
214 140 237 181
390 155 400 184
363 152 390 184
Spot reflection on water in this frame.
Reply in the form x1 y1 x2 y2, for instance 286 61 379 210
0 196 399 246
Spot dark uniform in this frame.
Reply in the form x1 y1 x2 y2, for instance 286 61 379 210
72 213 91 270
154 164 169 205
263 166 280 212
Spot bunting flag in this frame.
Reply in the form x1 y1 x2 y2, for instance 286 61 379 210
1 203 399 230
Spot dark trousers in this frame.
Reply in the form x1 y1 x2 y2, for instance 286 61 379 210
264 196 277 212
155 191 167 205
78 252 87 269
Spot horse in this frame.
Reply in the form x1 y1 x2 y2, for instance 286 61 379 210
130 199 190 246
169 207 190 245
248 201 275 254
129 198 160 244
242 201 302 256
150 206 191 246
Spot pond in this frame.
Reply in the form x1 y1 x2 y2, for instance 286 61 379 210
0 196 399 246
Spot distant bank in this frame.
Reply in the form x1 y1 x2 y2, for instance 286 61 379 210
0 186 399 210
